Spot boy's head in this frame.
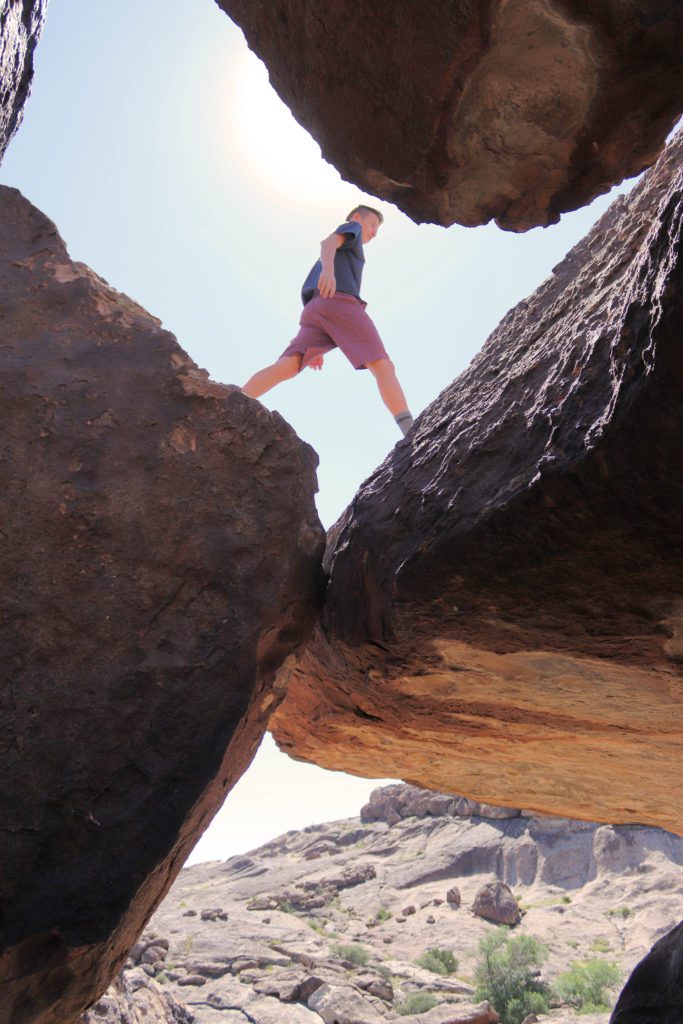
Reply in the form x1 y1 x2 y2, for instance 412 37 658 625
347 204 383 243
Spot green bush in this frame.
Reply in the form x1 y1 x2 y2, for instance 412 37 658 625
376 908 392 923
474 928 551 1024
416 948 458 976
397 992 439 1016
590 938 611 954
554 959 621 1013
607 906 634 919
331 943 369 967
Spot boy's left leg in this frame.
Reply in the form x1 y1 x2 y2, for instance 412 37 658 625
366 358 414 435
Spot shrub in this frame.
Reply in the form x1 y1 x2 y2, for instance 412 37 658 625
376 908 392 923
554 959 621 1013
276 899 295 914
331 943 369 967
397 992 439 1016
607 906 634 919
416 948 458 976
474 927 551 1024
590 938 611 954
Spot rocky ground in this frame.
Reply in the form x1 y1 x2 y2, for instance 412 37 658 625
86 785 683 1024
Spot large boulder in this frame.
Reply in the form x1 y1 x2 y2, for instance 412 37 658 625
610 920 683 1023
308 983 386 1024
472 882 521 926
219 0 683 230
271 131 683 833
0 187 325 1023
0 1 47 163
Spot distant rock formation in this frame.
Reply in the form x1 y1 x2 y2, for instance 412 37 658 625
361 784 521 824
218 0 683 230
114 782 683 1022
0 0 47 162
271 130 683 834
0 187 325 1024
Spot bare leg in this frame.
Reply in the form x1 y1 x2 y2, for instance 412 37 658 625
243 355 302 398
366 358 410 416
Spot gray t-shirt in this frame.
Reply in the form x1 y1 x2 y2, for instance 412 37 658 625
301 221 364 305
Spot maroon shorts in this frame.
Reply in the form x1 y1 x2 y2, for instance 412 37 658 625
279 293 389 370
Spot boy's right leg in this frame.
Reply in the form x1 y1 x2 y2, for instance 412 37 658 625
242 355 303 399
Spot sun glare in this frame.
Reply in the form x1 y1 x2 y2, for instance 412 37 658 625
226 52 344 206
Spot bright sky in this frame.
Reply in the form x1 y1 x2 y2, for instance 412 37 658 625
1 0 639 864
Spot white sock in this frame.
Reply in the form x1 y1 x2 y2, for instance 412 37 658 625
395 411 414 436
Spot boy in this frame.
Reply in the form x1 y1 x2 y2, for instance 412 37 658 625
242 205 414 436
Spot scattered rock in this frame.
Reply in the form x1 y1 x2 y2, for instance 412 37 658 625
446 888 462 908
473 883 521 926
200 908 228 922
177 975 206 987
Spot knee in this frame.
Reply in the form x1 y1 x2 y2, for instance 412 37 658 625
367 358 394 376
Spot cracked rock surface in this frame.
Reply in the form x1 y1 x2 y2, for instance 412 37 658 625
271 130 683 833
0 187 325 1024
219 0 683 230
0 0 47 163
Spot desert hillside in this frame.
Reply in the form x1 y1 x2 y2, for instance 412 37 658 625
85 785 683 1023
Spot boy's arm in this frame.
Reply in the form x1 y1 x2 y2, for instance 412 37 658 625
317 232 345 297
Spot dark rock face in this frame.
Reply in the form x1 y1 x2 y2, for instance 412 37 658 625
0 187 325 1024
271 131 683 832
610 920 683 1023
218 0 683 230
0 1 47 163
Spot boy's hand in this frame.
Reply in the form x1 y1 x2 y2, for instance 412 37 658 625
318 270 336 297
308 354 324 371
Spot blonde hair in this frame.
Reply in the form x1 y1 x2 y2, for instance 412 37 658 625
346 204 384 224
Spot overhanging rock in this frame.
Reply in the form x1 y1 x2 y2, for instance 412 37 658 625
271 131 683 833
218 0 683 230
0 187 325 1024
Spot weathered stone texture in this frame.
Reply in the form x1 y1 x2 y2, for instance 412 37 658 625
610 920 683 1023
271 131 683 833
79 970 193 1024
0 0 47 163
0 187 325 1024
218 0 683 230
